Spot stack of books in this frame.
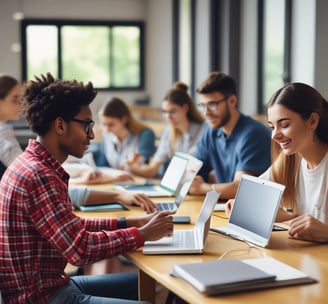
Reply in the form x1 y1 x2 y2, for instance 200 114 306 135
171 257 317 296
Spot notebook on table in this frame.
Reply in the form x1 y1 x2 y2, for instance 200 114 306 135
210 174 285 247
156 153 203 211
115 152 189 197
171 256 316 296
143 191 220 255
77 202 128 212
171 258 276 295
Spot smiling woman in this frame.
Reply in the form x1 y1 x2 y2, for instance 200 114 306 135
258 82 328 243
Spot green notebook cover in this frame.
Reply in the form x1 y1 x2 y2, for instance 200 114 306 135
78 202 128 212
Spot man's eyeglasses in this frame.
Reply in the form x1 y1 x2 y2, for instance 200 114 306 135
71 118 95 135
197 96 229 112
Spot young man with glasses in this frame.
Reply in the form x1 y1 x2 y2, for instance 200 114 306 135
0 73 174 304
189 71 271 199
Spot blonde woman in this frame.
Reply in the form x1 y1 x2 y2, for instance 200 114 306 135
127 82 205 178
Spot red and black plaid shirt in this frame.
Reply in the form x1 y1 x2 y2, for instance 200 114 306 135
0 139 143 304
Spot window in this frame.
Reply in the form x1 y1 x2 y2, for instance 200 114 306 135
21 19 144 90
263 0 285 103
258 0 291 112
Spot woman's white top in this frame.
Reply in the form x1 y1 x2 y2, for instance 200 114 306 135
0 121 23 166
261 151 328 223
154 121 205 164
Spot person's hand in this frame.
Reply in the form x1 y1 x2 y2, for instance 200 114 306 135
288 214 328 243
70 168 104 185
225 199 235 218
128 152 142 165
118 191 158 213
188 175 208 195
119 153 142 171
138 211 174 241
113 173 135 182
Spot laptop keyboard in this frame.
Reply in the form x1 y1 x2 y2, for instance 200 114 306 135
172 230 195 248
156 201 176 211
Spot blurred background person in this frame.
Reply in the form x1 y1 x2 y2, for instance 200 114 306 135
0 74 24 178
89 97 156 171
126 82 205 178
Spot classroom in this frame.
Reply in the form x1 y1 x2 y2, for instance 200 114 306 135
0 1 328 303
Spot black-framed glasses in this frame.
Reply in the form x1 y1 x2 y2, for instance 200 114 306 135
71 118 95 135
197 96 229 112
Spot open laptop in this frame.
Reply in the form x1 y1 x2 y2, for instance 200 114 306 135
156 153 203 211
143 191 220 254
210 175 286 247
115 152 189 197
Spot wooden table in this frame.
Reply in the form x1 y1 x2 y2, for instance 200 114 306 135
77 193 328 304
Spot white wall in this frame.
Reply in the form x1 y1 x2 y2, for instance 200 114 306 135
194 0 210 100
0 0 22 77
314 0 328 99
239 0 258 115
145 0 173 107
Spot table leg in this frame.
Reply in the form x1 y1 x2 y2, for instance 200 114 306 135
138 269 156 303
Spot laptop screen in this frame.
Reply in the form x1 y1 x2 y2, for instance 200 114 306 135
174 152 204 205
160 154 189 192
229 175 285 239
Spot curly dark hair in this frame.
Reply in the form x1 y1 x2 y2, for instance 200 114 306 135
21 73 97 136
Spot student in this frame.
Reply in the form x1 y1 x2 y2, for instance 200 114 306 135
0 75 156 213
227 82 328 243
0 74 23 176
0 73 174 304
126 82 205 178
189 71 271 199
89 97 156 169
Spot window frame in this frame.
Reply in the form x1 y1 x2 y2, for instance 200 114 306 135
20 18 145 91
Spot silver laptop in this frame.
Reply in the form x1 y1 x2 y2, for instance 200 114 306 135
115 152 189 197
156 153 203 211
211 175 285 247
143 191 220 254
